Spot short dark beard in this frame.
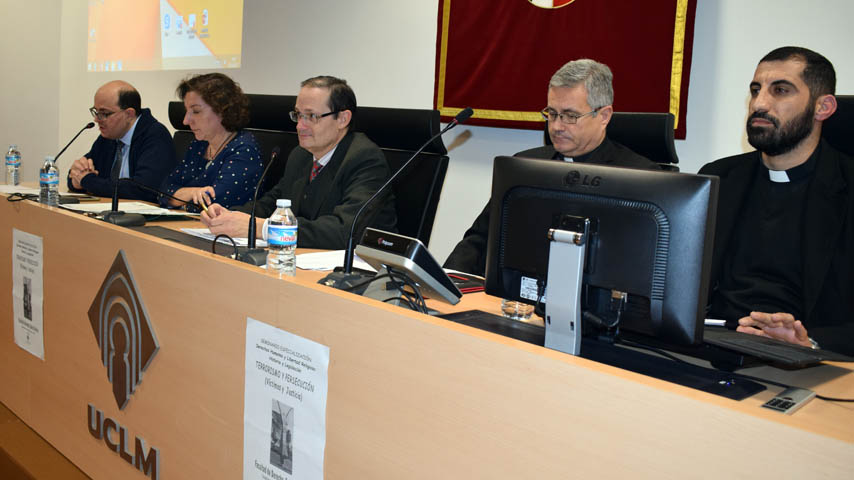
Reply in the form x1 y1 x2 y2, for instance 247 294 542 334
746 104 815 156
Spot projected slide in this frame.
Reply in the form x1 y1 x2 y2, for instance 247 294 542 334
87 0 243 72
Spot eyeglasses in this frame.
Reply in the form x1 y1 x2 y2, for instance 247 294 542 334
541 107 600 125
289 110 339 124
89 107 120 121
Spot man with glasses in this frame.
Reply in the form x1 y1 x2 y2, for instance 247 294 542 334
67 80 176 202
444 59 657 276
200 76 397 249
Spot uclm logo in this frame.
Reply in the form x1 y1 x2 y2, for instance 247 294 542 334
87 250 161 480
89 250 159 409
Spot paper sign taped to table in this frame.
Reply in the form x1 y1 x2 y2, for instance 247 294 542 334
243 317 329 480
12 229 45 359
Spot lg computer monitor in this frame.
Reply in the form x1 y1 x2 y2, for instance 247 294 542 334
484 156 719 347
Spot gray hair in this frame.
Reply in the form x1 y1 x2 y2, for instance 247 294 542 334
549 59 614 110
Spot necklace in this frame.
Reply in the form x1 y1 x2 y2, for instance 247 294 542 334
207 131 236 161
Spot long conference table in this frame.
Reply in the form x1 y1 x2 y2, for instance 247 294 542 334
1 197 853 479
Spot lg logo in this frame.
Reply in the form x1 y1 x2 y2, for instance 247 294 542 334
564 170 602 187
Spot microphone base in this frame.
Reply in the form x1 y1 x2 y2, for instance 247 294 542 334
100 211 146 227
317 271 374 294
238 248 268 266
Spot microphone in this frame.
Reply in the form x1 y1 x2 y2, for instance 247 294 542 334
248 147 281 248
100 177 199 227
238 146 283 266
321 107 474 287
101 175 149 227
55 122 96 163
116 176 199 207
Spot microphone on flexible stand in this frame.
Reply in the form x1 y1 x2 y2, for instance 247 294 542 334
114 177 200 207
100 170 147 227
55 122 96 163
319 107 474 289
98 176 216 227
53 122 96 205
239 146 282 265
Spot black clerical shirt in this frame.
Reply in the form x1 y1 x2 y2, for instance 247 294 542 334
709 145 820 321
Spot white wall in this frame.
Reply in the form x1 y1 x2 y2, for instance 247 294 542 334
0 0 61 178
676 0 854 173
4 0 854 263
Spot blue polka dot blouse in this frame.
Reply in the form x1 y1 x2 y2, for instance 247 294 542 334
161 130 263 211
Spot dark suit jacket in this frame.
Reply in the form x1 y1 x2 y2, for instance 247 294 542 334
699 140 854 354
443 137 659 276
236 131 397 249
67 108 176 203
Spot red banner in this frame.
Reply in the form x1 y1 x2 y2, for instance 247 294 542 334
434 0 697 138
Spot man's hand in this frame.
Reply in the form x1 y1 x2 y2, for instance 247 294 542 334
69 156 97 190
200 203 252 238
736 311 812 347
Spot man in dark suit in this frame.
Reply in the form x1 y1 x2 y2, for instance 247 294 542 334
67 81 176 202
201 76 396 249
443 59 658 276
700 46 854 355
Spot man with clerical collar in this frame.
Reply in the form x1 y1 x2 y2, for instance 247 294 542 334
67 80 176 202
443 58 658 277
201 75 397 249
700 46 854 355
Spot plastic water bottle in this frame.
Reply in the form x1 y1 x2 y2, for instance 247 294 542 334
39 156 60 206
5 144 21 185
266 199 298 277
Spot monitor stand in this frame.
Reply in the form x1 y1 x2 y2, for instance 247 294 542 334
543 221 589 356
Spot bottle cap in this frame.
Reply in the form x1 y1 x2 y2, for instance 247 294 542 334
276 199 291 208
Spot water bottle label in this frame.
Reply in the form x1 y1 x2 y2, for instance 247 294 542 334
5 154 20 166
39 172 59 185
268 225 297 246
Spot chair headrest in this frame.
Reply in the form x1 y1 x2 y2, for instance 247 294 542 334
823 95 854 157
169 94 298 132
353 106 447 155
169 94 447 155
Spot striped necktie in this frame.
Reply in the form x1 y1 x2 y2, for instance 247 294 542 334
110 141 125 181
310 160 321 181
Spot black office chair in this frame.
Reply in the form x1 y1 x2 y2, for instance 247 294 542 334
168 94 299 195
354 106 449 247
543 111 680 171
169 95 449 245
823 95 854 157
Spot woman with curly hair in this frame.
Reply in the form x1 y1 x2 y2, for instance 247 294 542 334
161 73 263 211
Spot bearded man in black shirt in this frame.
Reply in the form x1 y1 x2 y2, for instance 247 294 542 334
700 47 854 355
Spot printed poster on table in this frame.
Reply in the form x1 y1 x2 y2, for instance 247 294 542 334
12 229 45 360
243 317 330 480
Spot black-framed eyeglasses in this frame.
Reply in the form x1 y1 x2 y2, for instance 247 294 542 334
541 107 600 125
89 107 120 121
289 110 339 124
